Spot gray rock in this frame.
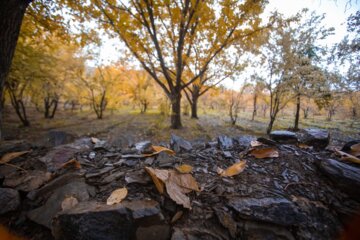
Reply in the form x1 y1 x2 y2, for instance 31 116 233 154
27 172 85 201
0 188 20 215
52 200 162 240
3 170 52 192
318 158 360 200
40 138 92 172
270 130 297 143
233 135 256 147
136 225 170 240
170 134 192 153
134 141 152 153
217 135 234 150
228 197 306 226
27 179 94 228
297 128 329 149
242 221 295 240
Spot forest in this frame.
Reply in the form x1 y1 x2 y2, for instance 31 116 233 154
0 1 360 240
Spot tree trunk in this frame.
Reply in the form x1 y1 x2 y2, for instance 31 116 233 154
170 94 182 129
267 117 275 135
49 99 58 118
0 0 29 138
251 93 257 121
294 93 301 131
191 95 198 119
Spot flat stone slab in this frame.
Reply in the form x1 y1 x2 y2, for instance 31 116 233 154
28 180 94 228
52 200 162 240
318 158 360 200
0 188 20 215
297 129 329 149
228 197 306 226
170 134 192 153
270 130 297 143
3 170 52 192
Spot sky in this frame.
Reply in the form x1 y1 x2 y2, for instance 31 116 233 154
94 0 359 88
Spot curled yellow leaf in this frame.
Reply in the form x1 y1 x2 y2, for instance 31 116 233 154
219 161 246 177
106 188 128 205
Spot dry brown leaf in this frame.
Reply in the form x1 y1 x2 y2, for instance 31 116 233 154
175 164 193 173
60 159 81 169
145 167 167 194
335 150 360 164
165 180 191 209
152 146 175 155
169 170 200 192
350 143 360 157
219 161 246 177
298 143 312 149
0 151 30 164
171 210 184 223
106 187 128 205
61 196 79 211
250 140 262 147
250 148 279 159
91 137 100 144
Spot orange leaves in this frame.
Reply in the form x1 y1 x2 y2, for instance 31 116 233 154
0 151 30 164
60 159 81 169
145 167 168 194
218 161 247 177
349 143 360 157
106 188 128 205
175 164 193 173
151 145 175 155
335 150 360 165
145 166 200 209
250 148 279 159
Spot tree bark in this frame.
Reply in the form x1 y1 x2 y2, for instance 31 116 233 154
191 94 198 119
294 93 301 131
251 93 257 121
170 94 182 129
267 117 275 135
0 0 30 138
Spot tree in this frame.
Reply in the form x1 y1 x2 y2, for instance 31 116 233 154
91 0 267 128
228 83 249 125
127 70 156 114
285 10 334 130
78 65 121 119
255 13 295 134
249 75 266 121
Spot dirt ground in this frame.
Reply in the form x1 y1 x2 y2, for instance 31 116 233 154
3 107 358 147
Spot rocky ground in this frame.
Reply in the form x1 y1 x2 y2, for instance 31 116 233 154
0 129 360 240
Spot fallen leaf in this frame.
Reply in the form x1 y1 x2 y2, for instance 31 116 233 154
106 187 128 205
151 146 175 155
250 140 262 147
145 167 168 194
350 143 360 157
91 137 100 144
171 210 184 223
145 167 200 209
335 150 360 164
60 159 81 169
165 180 191 209
61 196 79 211
219 160 246 177
169 170 200 192
0 151 30 164
250 148 279 159
175 164 193 173
298 143 312 149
